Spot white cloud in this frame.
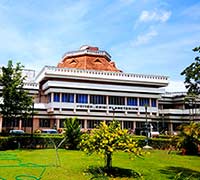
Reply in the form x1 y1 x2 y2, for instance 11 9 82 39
131 28 158 46
138 9 171 23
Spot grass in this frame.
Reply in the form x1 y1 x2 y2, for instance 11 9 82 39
0 149 199 180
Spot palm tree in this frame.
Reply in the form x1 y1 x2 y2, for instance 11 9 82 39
64 117 81 150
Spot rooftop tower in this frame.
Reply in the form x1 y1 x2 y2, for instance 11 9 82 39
57 45 121 72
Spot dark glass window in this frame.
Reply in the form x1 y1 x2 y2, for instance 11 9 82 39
53 93 60 102
109 96 125 105
39 119 50 127
60 119 65 128
151 99 157 107
124 121 133 129
79 120 84 129
139 98 149 106
22 119 33 127
87 120 102 128
2 119 19 127
90 95 106 104
62 93 74 103
76 94 88 103
48 93 51 103
127 97 138 106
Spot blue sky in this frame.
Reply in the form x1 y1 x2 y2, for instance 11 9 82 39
0 0 199 91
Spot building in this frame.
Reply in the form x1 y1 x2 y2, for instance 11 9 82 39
0 46 198 134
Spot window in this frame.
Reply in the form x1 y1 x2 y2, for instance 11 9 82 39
87 120 102 128
62 93 74 103
39 119 50 127
94 59 102 64
48 93 51 103
151 99 157 107
70 59 77 64
76 94 88 103
22 118 32 127
127 97 137 106
139 98 149 106
90 95 106 104
79 120 84 129
54 93 60 102
124 121 133 129
2 119 19 127
60 119 65 128
109 96 125 105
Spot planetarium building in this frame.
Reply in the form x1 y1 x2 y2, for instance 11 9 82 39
0 46 199 134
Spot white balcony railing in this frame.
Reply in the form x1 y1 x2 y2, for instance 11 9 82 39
35 101 158 115
35 66 169 87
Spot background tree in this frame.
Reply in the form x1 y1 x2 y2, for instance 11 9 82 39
179 46 200 155
181 46 200 95
80 121 142 172
0 60 33 129
63 117 81 150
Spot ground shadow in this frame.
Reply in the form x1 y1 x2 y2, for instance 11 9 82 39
159 166 200 179
84 166 142 180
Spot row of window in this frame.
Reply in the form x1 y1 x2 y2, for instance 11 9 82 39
2 119 33 127
2 118 178 132
50 119 134 129
48 93 157 107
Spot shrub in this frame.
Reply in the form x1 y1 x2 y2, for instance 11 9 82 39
63 117 81 150
176 122 200 155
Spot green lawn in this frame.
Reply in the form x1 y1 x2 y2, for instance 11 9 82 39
0 149 199 180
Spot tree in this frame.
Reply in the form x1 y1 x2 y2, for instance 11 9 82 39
177 122 200 155
63 117 81 150
80 121 142 171
0 60 33 129
181 46 200 95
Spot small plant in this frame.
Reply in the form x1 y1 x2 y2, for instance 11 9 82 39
34 129 41 134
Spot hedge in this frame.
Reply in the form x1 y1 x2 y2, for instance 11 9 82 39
0 134 65 150
0 135 178 150
133 136 177 149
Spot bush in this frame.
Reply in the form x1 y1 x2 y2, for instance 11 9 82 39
0 134 65 150
132 136 177 150
176 122 200 155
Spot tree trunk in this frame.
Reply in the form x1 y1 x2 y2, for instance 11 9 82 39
105 153 112 171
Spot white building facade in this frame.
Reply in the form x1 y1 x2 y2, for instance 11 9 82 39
1 46 197 134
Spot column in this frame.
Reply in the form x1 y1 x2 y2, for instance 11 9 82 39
19 119 22 130
156 99 159 116
121 120 124 129
168 122 173 135
60 93 62 112
33 118 39 131
56 119 60 129
51 93 53 103
84 119 87 130
0 116 2 133
137 97 140 116
74 94 76 113
87 94 90 113
133 121 136 132
106 95 109 114
125 97 127 115
149 98 152 115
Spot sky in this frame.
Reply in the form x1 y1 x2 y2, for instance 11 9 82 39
0 0 199 92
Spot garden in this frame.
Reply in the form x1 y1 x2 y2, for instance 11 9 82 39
0 149 199 180
0 120 199 180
